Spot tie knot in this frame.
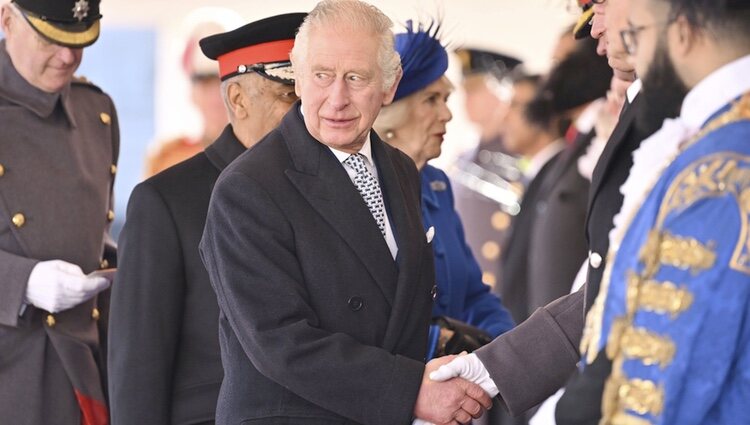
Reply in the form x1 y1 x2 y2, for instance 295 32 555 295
345 153 368 174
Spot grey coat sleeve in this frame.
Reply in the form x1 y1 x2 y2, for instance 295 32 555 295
475 289 584 416
0 249 39 326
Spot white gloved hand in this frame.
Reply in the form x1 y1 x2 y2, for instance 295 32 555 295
429 353 499 397
25 260 110 313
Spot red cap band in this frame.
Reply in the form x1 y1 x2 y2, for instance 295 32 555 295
217 39 295 79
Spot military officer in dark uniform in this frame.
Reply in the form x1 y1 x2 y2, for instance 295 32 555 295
0 0 118 424
451 48 524 291
108 13 307 425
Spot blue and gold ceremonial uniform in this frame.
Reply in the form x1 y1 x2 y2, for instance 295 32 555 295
582 78 750 425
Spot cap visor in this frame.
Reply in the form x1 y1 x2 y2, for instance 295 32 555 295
26 15 100 48
573 8 594 40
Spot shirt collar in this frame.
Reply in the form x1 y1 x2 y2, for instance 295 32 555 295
681 54 750 130
329 133 374 166
524 139 564 180
626 78 642 104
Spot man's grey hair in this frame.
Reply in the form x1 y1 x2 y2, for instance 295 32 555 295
291 0 402 90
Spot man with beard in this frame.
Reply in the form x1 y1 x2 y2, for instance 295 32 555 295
425 0 670 423
578 0 750 422
108 13 306 425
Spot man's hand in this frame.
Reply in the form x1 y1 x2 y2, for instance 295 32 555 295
25 260 111 313
430 353 499 398
413 356 493 424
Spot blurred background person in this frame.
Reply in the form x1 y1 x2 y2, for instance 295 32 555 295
495 73 564 328
525 36 612 322
143 7 242 177
450 47 524 294
108 13 306 425
374 20 515 362
0 0 117 423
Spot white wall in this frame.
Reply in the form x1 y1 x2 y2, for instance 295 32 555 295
100 0 579 163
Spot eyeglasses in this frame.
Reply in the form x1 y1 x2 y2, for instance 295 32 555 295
620 20 670 55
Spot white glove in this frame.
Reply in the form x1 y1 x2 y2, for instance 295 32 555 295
25 260 110 313
430 353 499 398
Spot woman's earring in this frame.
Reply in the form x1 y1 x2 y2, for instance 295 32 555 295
385 130 395 140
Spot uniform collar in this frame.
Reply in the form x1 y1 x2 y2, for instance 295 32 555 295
0 40 76 126
204 124 247 171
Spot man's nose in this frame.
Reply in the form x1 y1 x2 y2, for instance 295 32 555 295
327 78 351 109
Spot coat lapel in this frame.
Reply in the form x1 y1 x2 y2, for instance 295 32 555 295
586 94 640 215
370 139 426 347
281 107 398 305
204 125 247 172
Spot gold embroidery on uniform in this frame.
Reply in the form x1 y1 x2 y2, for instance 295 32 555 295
636 278 694 318
619 327 676 368
657 232 717 274
618 378 664 416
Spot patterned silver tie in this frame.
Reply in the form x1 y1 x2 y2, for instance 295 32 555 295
345 153 386 236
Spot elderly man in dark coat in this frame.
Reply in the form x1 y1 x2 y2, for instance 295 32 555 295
0 1 118 424
199 1 491 424
108 13 307 425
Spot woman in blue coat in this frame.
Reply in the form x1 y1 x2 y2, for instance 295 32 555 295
374 21 514 359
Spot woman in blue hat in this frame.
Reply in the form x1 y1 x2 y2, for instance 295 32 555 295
375 21 515 360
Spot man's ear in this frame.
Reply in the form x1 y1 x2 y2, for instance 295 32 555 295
382 67 403 106
226 82 247 120
1 5 14 36
670 15 697 57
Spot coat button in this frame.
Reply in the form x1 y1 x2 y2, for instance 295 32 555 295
100 112 111 125
110 164 117 175
107 210 115 222
430 285 438 300
91 308 100 320
100 259 109 269
589 251 603 269
348 296 364 311
46 314 56 327
0 164 5 176
12 213 25 228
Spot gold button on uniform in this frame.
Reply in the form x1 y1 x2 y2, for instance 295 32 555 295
589 251 603 269
0 164 5 176
46 314 56 327
92 308 100 320
491 211 510 231
110 164 117 175
107 210 115 222
12 213 25 228
100 259 109 269
481 241 501 261
100 112 111 125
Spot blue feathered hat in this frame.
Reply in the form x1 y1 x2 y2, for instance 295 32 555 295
393 20 448 102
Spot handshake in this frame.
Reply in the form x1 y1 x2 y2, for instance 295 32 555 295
412 353 499 425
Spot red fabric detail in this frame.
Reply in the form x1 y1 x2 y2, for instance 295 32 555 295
75 390 109 425
217 39 295 79
564 124 579 146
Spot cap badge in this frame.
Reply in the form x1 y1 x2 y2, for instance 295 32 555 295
72 0 90 22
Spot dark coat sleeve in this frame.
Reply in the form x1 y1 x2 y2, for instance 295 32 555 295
199 169 424 425
108 181 185 424
475 289 584 416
